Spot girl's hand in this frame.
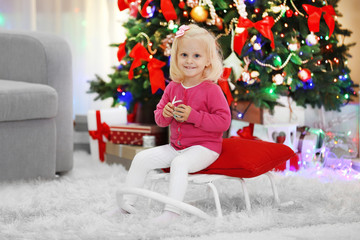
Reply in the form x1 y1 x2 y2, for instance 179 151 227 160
174 104 191 122
163 102 175 118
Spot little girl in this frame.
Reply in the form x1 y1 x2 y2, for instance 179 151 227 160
119 24 231 226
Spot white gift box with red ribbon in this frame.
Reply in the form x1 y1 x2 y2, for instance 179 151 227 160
87 107 127 162
266 124 298 151
297 131 317 166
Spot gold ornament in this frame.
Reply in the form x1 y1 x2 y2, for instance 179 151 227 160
190 6 208 22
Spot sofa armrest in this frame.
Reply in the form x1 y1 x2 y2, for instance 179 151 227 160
0 30 74 173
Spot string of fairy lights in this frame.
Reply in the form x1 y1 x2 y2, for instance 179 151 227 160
106 0 360 178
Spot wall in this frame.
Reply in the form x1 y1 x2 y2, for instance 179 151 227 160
338 0 360 99
0 0 127 116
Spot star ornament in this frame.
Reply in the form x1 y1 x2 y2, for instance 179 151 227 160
223 51 243 80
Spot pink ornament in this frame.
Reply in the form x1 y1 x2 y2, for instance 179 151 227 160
129 1 139 18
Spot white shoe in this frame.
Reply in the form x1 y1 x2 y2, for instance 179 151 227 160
119 202 137 214
116 190 137 214
151 210 180 227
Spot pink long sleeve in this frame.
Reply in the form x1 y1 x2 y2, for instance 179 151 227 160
153 80 231 154
186 84 231 132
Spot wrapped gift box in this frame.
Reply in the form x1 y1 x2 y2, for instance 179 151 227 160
263 96 305 126
229 121 324 172
229 120 298 150
231 101 263 124
228 120 268 139
232 97 305 125
274 154 301 172
105 142 146 169
74 114 90 152
109 124 168 146
351 159 360 172
266 124 297 151
274 129 320 172
87 107 127 162
297 132 318 166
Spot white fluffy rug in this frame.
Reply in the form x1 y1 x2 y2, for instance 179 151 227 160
1 151 360 240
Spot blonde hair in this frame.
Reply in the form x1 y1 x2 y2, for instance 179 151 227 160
169 24 223 83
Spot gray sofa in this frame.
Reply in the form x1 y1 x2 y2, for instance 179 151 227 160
0 30 73 181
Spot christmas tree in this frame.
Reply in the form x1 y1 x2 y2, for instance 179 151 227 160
88 0 357 117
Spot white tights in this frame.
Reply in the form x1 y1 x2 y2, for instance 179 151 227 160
123 144 219 214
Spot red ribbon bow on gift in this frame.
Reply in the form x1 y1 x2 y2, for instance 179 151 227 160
88 110 111 162
128 43 166 94
302 4 336 37
234 16 275 56
218 67 234 106
231 123 259 140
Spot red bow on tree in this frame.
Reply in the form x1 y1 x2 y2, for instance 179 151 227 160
128 43 166 94
160 0 177 21
234 16 275 56
88 110 111 162
118 0 135 11
139 0 177 21
302 4 336 37
117 41 126 62
218 67 234 106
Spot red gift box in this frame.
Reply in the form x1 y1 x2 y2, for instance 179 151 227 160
274 153 301 172
109 124 168 146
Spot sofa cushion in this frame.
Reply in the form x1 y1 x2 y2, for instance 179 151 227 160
0 79 58 122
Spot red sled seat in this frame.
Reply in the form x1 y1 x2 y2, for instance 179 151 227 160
117 138 296 219
194 137 295 177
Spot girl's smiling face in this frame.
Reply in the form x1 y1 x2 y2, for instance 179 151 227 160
177 38 210 86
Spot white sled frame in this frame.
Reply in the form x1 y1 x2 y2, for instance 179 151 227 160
117 171 287 219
